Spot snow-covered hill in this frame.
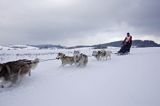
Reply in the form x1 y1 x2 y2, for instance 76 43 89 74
9 45 39 50
0 45 39 50
0 45 11 50
0 47 160 106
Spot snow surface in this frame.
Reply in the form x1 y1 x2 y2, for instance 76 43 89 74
0 47 160 106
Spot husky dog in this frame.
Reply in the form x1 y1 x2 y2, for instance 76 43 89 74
92 50 111 60
92 51 99 60
0 58 39 88
92 50 105 60
56 53 75 66
74 53 88 67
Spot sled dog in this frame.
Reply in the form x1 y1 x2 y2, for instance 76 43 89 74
0 58 39 87
92 50 111 60
56 53 75 66
74 53 88 67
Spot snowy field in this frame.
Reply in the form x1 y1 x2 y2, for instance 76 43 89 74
0 47 160 106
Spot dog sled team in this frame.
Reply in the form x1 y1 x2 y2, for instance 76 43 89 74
0 49 112 88
56 49 112 67
0 32 133 88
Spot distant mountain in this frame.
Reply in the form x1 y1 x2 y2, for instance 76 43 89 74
0 40 159 50
93 41 122 48
67 40 160 49
0 45 38 50
0 45 10 50
0 44 65 50
67 45 92 49
30 44 65 49
132 40 160 47
92 40 160 49
10 45 38 50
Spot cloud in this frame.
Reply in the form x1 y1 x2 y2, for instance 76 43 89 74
0 0 160 45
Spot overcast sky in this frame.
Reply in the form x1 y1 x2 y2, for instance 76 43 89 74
0 0 160 46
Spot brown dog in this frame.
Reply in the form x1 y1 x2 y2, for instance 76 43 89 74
56 53 75 66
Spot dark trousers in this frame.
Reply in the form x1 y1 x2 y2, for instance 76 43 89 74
118 43 131 54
